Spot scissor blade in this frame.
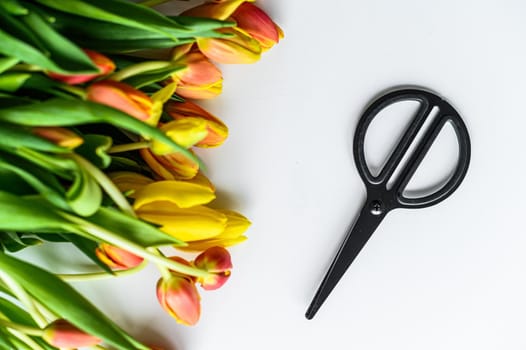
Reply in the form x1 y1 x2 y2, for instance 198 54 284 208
305 204 385 319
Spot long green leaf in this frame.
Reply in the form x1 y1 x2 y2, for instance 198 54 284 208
0 192 71 232
0 98 200 162
0 57 19 74
20 11 97 73
88 207 184 247
0 252 147 350
32 0 176 39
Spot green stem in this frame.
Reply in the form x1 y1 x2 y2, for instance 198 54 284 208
58 261 147 282
0 319 43 337
62 213 212 279
8 329 45 350
109 61 172 82
149 248 172 280
70 154 135 217
9 64 42 72
0 272 47 328
59 85 87 100
108 141 151 154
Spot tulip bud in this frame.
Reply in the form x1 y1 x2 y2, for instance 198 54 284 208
165 100 228 148
231 2 283 50
95 243 144 269
140 147 199 180
32 127 84 149
193 246 232 290
48 49 115 85
150 119 208 155
43 319 101 348
171 48 223 99
157 274 201 326
196 27 262 64
86 80 153 121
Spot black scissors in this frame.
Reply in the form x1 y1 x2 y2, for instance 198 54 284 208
305 88 471 319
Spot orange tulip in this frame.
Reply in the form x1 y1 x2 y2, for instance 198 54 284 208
231 2 284 50
140 147 199 180
48 49 115 85
171 47 223 99
86 80 153 121
43 320 101 348
157 257 201 326
95 243 144 269
193 246 232 290
165 100 228 148
32 127 83 149
196 27 261 64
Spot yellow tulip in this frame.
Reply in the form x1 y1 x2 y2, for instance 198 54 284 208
177 209 250 252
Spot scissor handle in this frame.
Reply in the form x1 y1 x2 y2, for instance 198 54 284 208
353 88 471 210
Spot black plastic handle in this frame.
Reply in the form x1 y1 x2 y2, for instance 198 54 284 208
353 88 471 210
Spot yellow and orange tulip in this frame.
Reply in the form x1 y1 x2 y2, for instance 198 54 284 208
171 47 223 99
32 127 84 149
193 246 232 290
95 243 144 270
43 320 101 348
165 100 228 148
86 80 153 121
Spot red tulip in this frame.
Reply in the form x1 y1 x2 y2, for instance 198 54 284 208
48 49 115 85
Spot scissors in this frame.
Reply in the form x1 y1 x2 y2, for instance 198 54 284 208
305 88 471 319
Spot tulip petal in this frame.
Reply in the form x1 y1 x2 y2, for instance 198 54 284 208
109 171 154 197
196 27 261 64
157 276 201 326
136 202 227 241
179 236 247 252
182 0 247 20
133 180 216 209
140 148 199 180
232 2 281 49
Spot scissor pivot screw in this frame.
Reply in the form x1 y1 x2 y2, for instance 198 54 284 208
369 200 384 215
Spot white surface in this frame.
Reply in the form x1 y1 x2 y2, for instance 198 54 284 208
38 1 526 349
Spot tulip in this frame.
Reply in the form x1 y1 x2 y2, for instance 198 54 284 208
231 2 284 50
140 147 199 180
157 273 201 325
109 171 154 198
86 80 153 121
196 27 262 64
171 47 223 99
150 118 208 154
43 319 101 348
178 209 250 252
48 49 115 85
32 127 83 149
165 100 228 148
95 243 144 269
193 246 232 290
132 180 216 210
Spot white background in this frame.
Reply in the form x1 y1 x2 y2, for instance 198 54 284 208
25 1 526 349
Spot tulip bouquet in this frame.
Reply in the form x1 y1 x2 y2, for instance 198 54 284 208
0 0 282 349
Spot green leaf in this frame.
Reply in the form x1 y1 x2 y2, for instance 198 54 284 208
123 64 185 88
0 329 20 350
0 10 48 53
0 0 28 15
0 57 19 74
0 98 200 163
19 11 97 73
88 207 185 247
0 251 148 350
0 72 31 92
66 161 102 217
75 134 112 169
32 0 176 39
0 191 71 232
0 296 37 326
1 232 42 252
